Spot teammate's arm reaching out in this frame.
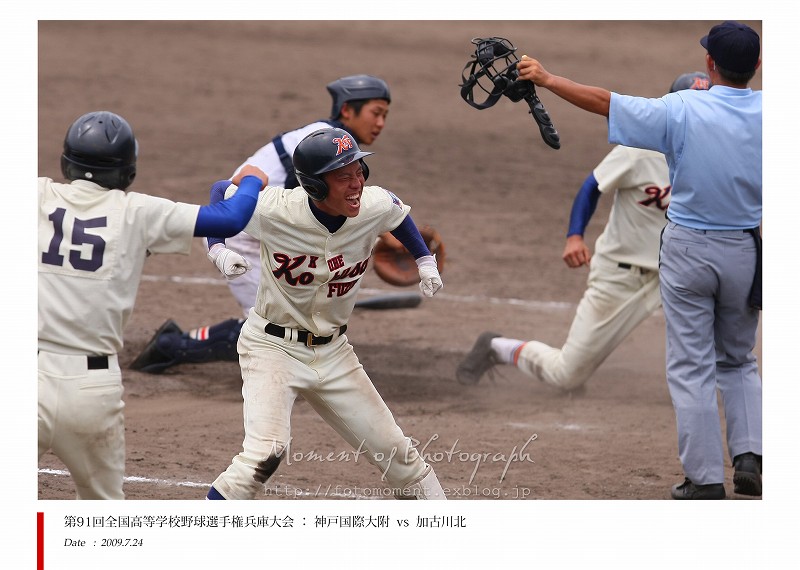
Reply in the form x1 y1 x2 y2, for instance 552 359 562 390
197 166 266 279
562 173 601 268
194 165 267 236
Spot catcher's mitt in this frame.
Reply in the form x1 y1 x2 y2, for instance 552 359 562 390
373 226 446 287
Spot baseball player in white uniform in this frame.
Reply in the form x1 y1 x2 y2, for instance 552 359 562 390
130 75 393 374
206 127 446 500
38 110 267 499
456 72 710 391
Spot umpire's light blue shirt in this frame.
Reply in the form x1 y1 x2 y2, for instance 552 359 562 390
608 85 762 230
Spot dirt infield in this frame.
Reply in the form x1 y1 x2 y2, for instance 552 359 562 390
38 20 762 501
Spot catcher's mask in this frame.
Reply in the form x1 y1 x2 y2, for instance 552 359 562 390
292 127 372 202
460 37 560 149
61 111 138 190
460 37 522 110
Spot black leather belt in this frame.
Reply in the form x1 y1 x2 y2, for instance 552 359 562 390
264 323 347 347
87 355 109 369
618 262 651 274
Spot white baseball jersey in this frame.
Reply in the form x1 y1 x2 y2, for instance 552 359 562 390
510 145 671 392
221 121 333 314
38 178 199 355
592 145 671 270
227 184 410 335
210 182 445 501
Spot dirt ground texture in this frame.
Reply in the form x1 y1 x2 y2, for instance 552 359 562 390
38 20 763 500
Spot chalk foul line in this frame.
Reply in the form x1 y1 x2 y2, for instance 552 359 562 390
140 274 575 312
37 468 379 500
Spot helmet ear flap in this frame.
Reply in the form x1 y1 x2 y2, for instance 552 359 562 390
292 127 373 202
296 159 367 201
296 171 328 201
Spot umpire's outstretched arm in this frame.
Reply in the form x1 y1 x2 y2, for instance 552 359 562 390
516 55 611 117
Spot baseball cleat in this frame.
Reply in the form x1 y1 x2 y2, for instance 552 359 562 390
129 319 182 373
456 331 501 385
732 453 762 496
670 478 726 500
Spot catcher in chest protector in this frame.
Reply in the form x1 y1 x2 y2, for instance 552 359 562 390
206 127 446 500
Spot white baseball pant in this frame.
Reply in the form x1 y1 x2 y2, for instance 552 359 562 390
515 253 661 391
211 314 444 499
38 351 125 500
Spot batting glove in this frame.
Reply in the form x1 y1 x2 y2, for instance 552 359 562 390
207 243 251 280
416 255 443 298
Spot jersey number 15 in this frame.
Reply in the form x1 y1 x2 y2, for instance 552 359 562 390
41 207 107 272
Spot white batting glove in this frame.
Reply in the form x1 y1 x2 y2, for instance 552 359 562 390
416 255 443 298
207 243 251 280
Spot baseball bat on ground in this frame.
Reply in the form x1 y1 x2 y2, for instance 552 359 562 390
354 292 422 310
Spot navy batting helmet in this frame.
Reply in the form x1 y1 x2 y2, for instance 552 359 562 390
669 71 711 93
61 111 138 190
326 75 391 120
292 128 372 201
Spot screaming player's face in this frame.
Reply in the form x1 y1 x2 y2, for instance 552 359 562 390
317 160 366 218
339 99 389 146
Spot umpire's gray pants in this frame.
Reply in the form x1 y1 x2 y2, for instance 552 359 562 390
659 222 762 485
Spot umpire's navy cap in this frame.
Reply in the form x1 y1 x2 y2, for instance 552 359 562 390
700 21 760 73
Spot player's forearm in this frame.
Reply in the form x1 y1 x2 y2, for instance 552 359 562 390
566 173 601 237
193 175 260 237
209 179 231 205
205 180 234 248
390 215 430 259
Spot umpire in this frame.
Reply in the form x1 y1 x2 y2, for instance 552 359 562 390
515 21 762 499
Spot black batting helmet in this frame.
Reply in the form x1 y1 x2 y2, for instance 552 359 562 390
292 128 372 201
61 111 138 190
669 71 711 93
326 75 391 120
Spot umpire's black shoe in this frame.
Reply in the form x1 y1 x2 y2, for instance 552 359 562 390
129 319 182 374
456 332 501 385
670 478 726 500
733 452 762 496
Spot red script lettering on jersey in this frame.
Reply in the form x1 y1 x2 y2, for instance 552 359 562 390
272 253 314 285
272 253 370 289
327 255 345 271
327 280 358 297
638 185 671 210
